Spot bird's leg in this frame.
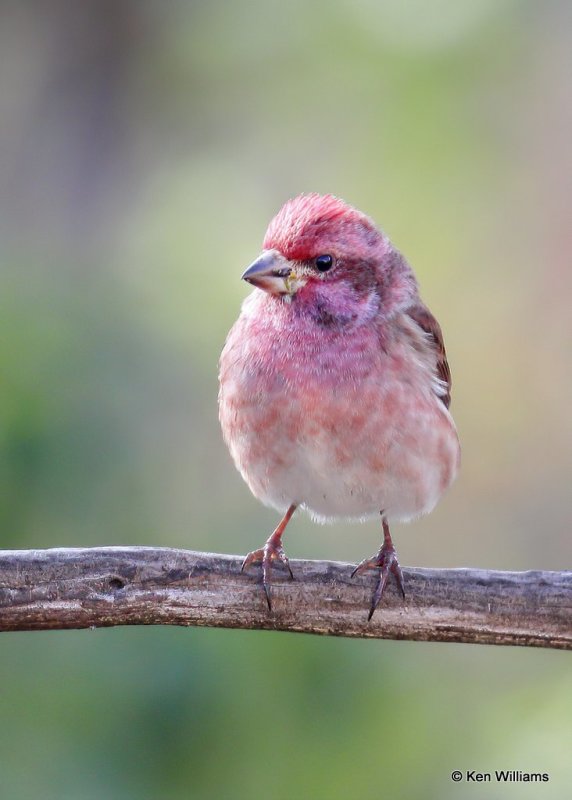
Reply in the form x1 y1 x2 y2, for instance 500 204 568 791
352 516 405 621
241 504 296 611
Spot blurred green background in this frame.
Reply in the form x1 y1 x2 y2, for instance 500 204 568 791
1 1 571 798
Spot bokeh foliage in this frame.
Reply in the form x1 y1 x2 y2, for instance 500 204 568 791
0 2 571 798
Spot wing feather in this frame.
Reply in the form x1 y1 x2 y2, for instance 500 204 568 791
406 303 452 409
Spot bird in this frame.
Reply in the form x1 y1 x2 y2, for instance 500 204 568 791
218 193 460 620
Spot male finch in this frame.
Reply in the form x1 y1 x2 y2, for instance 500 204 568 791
218 194 460 619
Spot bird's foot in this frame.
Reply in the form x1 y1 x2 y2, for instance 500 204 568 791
241 539 294 611
352 541 405 621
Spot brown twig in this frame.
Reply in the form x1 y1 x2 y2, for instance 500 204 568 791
0 547 570 649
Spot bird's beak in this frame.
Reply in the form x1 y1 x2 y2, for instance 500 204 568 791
241 250 299 296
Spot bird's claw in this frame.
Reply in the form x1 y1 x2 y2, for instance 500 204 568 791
352 543 405 620
241 541 294 611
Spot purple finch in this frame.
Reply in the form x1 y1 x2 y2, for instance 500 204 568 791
219 194 460 619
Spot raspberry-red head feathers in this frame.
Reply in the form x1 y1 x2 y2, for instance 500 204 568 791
263 193 381 262
258 193 418 321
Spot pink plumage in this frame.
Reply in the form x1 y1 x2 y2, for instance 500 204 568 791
219 194 460 618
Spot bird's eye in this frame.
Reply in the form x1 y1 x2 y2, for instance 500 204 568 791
315 254 333 272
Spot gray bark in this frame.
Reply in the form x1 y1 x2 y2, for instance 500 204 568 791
0 547 570 649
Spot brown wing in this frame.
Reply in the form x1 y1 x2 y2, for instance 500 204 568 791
406 303 452 409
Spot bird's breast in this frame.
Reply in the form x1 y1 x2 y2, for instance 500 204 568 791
219 300 459 522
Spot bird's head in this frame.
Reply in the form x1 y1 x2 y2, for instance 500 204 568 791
242 194 418 327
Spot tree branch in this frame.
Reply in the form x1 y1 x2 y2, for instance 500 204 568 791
0 547 570 649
